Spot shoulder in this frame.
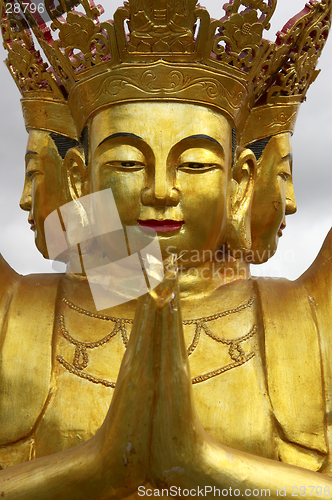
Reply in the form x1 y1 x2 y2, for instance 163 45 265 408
0 253 20 298
0 255 20 336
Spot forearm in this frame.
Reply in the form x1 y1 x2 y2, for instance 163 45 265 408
0 439 102 500
0 435 140 500
178 439 332 499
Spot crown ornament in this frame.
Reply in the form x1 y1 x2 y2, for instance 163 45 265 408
8 0 317 135
239 0 332 146
1 0 330 137
0 2 78 139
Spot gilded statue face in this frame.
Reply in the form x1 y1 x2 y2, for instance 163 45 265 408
89 102 233 266
20 129 67 258
250 132 297 262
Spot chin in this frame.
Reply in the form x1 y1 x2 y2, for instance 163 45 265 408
35 233 49 260
251 238 278 264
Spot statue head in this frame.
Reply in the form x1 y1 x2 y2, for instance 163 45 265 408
247 132 296 262
75 101 256 265
19 128 81 258
239 102 300 263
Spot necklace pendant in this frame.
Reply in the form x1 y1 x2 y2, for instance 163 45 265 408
73 345 89 370
229 343 246 363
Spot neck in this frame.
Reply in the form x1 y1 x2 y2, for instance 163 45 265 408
63 249 252 308
176 255 251 300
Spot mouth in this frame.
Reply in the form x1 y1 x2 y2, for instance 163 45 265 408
28 219 36 231
138 219 185 232
278 222 286 238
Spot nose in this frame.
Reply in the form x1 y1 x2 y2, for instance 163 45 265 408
19 179 32 212
285 178 297 216
141 163 180 207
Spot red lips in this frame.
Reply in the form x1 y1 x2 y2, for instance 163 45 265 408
138 219 185 232
278 222 286 237
28 219 36 231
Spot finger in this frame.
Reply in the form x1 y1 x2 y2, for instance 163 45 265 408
148 263 204 478
96 291 158 481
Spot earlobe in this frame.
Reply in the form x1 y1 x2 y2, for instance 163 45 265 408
63 147 88 200
227 148 257 252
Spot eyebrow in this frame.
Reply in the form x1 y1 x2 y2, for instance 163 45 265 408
98 133 143 148
25 150 38 156
282 153 293 160
181 135 224 150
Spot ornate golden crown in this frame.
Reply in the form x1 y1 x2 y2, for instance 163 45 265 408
0 3 78 139
11 0 323 135
2 0 330 138
239 0 332 146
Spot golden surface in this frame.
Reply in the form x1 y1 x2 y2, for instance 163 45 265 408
239 104 299 148
21 99 78 140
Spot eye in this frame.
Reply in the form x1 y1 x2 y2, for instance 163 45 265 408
103 160 145 171
178 162 218 172
121 161 137 167
279 172 291 181
26 169 42 180
188 163 208 169
177 147 223 172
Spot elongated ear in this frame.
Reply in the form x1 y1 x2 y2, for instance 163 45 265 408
63 147 88 200
227 148 256 252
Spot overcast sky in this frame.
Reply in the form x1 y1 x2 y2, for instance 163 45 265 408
0 0 331 279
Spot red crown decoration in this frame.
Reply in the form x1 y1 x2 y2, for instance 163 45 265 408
268 0 331 103
239 0 332 146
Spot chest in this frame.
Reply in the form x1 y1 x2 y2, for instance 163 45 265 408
34 294 277 460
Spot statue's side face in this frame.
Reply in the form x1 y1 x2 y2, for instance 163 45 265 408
251 132 297 262
89 102 233 265
20 129 65 258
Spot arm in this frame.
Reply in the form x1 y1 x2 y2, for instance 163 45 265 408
147 269 332 499
298 227 332 476
0 289 157 500
0 253 19 309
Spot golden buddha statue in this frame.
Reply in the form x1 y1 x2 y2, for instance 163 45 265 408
0 0 332 498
